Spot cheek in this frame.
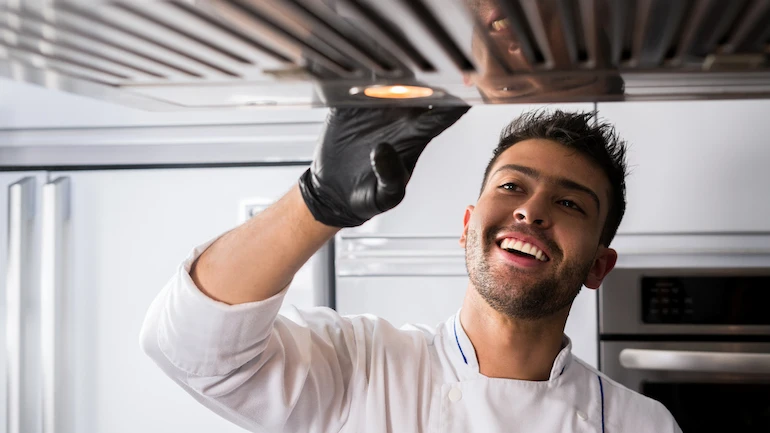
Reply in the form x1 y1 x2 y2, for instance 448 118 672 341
553 224 598 259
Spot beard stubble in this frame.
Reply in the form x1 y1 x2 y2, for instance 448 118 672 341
465 226 594 320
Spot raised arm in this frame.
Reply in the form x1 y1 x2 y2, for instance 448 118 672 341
141 103 469 432
190 184 337 305
189 104 470 306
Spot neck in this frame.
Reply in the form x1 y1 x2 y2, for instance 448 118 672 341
459 285 570 381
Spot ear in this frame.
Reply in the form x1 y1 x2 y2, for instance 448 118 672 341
459 205 475 247
583 247 618 289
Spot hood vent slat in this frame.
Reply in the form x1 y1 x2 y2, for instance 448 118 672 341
1 22 167 79
496 0 545 66
261 0 397 76
1 7 205 78
341 0 436 73
210 0 353 78
168 0 293 65
54 3 239 78
231 0 360 76
724 0 770 54
110 2 251 66
401 0 475 72
5 39 132 79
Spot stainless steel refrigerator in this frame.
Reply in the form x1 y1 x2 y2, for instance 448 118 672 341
2 166 332 433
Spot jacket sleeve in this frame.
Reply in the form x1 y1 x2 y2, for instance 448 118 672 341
139 238 362 433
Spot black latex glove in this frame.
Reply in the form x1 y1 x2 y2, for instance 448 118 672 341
299 103 470 227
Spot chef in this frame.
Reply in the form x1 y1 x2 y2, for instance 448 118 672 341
141 104 681 433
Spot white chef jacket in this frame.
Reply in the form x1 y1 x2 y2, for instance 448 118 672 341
141 239 682 433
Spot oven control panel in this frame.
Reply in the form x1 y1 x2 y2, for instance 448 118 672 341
642 276 770 325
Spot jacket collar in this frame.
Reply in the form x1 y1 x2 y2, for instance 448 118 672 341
446 309 573 384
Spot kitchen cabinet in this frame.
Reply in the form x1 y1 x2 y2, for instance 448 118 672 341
2 166 331 433
598 99 770 234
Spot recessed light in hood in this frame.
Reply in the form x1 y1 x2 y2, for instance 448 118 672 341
0 0 769 110
352 85 435 99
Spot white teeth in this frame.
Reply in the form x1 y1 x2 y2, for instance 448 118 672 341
499 238 548 262
491 18 510 32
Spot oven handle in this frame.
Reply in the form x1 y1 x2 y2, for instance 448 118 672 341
619 349 770 374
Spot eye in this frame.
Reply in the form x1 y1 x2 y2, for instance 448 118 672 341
500 182 524 192
558 199 584 213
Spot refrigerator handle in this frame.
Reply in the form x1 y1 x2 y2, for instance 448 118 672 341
5 178 36 433
40 178 70 433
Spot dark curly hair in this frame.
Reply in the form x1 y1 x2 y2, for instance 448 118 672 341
480 109 628 247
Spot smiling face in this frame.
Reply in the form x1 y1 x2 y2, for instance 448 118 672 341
460 138 618 320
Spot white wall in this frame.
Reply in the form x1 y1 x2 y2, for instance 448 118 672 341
598 99 770 234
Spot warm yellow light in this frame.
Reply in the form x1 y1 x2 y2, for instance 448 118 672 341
362 85 434 99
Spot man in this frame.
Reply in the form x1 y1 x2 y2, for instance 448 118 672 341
141 105 681 432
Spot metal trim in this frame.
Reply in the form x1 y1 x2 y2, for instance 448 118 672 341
4 177 35 433
40 177 70 433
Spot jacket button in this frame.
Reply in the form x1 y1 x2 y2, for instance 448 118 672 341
576 410 588 421
448 388 462 402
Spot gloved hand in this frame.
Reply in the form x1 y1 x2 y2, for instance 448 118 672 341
299 103 470 227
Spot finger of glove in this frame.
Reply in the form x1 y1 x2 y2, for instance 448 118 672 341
371 142 408 213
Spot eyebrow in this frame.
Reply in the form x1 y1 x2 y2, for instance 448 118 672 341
491 164 602 212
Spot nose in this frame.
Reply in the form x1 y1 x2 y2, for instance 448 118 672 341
513 195 552 228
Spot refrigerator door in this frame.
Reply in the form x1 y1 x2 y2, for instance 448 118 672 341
1 172 46 433
42 166 328 433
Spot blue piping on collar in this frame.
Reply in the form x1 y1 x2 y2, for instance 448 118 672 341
598 375 605 433
453 315 468 365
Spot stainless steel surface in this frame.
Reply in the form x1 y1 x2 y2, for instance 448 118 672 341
619 348 770 375
4 177 35 433
336 235 466 277
599 267 770 336
1 0 770 109
40 177 70 433
602 341 770 392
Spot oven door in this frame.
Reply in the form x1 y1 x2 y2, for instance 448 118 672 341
601 341 770 433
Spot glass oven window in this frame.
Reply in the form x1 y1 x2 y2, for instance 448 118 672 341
643 382 770 432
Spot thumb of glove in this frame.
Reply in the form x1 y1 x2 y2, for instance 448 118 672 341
371 141 409 213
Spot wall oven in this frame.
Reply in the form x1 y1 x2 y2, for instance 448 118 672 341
599 268 770 433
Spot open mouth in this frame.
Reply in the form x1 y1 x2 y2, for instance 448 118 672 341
497 237 550 262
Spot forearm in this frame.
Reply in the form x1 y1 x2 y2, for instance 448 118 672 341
190 184 340 305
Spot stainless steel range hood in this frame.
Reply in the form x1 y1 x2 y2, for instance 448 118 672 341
1 0 769 110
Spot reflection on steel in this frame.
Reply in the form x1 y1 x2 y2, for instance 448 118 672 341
0 0 769 109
